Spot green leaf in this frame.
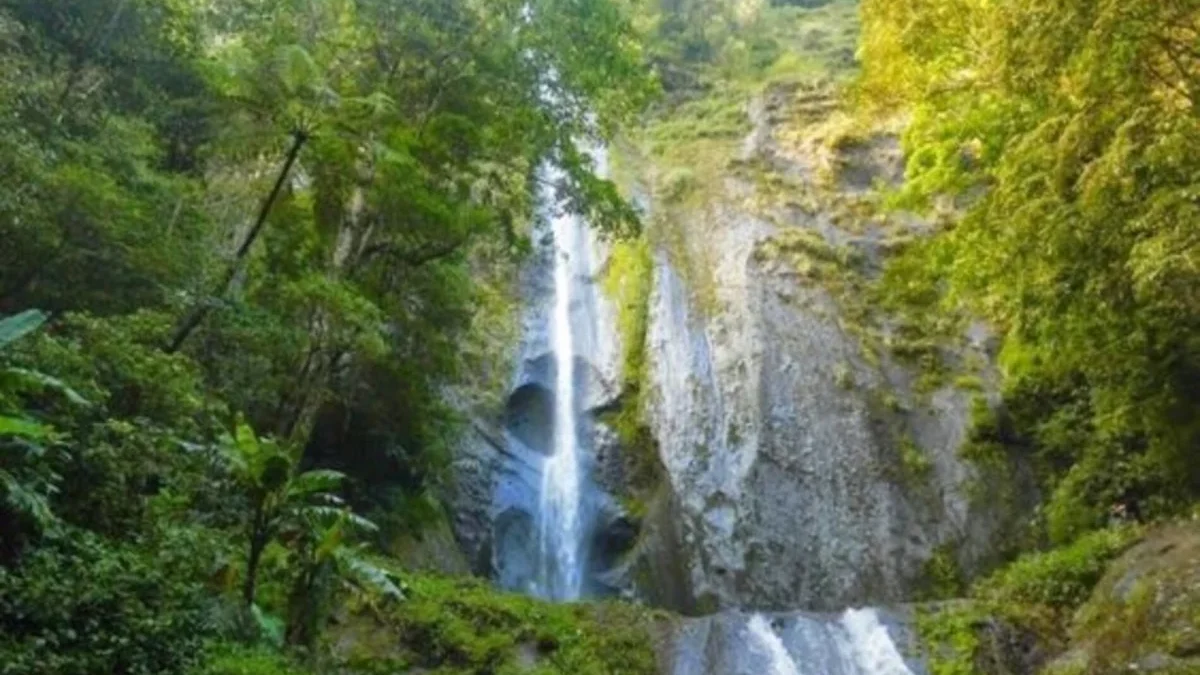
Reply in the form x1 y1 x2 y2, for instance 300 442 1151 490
0 310 47 350
0 468 56 530
250 603 285 648
287 469 346 499
275 45 321 95
0 415 51 440
337 547 404 601
5 368 91 407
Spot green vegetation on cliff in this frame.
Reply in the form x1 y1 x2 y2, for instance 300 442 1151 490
857 0 1200 668
0 0 655 672
601 236 662 501
860 0 1200 542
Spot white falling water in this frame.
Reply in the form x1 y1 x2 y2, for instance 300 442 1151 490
839 609 914 675
743 611 915 675
749 614 802 675
532 165 589 601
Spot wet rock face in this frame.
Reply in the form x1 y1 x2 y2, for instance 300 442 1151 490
446 217 637 595
506 383 554 456
642 235 940 611
627 84 1033 613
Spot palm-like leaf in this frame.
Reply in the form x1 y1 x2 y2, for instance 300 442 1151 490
0 310 47 350
287 469 346 499
336 546 404 601
0 468 57 530
5 368 91 407
0 415 51 440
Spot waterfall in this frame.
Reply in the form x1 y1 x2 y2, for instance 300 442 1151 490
677 611 919 675
839 609 915 674
530 161 595 601
748 615 802 675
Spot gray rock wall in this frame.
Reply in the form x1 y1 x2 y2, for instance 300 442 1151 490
448 85 1034 614
621 86 1034 612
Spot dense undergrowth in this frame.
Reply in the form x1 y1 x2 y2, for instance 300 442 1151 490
858 0 1200 543
0 0 655 672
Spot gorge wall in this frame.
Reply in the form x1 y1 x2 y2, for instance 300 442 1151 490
447 0 1035 619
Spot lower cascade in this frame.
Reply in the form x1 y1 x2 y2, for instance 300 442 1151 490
748 614 801 675
673 610 919 675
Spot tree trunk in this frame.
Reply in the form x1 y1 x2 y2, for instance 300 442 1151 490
166 130 309 354
242 505 268 607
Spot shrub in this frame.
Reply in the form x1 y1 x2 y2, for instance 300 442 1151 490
0 528 222 675
975 526 1140 611
191 645 308 675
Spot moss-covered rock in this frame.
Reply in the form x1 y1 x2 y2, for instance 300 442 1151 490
329 573 672 674
1051 522 1200 674
914 523 1200 674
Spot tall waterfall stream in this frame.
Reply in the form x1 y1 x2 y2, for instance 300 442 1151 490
532 160 592 601
497 151 921 673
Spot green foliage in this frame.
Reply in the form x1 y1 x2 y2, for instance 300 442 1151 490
917 526 1142 672
192 645 309 675
920 545 965 601
0 527 224 675
601 236 661 493
974 526 1140 614
914 604 984 675
861 0 1200 540
354 574 664 674
0 0 657 670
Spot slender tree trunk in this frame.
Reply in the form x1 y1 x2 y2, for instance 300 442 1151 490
167 130 308 354
242 504 268 607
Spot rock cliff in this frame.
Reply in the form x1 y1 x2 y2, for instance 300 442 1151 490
614 80 1034 612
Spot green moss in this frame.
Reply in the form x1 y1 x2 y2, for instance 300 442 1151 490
882 392 905 413
952 374 984 392
899 434 934 480
337 574 667 675
833 362 854 390
601 235 662 493
920 545 966 601
915 604 985 675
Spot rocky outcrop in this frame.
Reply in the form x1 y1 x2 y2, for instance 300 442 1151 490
621 82 1035 612
448 83 1034 614
1045 523 1200 674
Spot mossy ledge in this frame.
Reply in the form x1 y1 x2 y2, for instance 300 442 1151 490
327 573 672 675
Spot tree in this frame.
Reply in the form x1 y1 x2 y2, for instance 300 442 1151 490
282 509 402 648
860 0 1200 539
219 419 349 609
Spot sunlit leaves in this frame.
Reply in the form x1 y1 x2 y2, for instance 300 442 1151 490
863 0 1200 535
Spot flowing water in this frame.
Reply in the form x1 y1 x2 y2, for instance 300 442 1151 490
497 150 925 671
673 609 919 675
748 614 803 675
529 161 596 601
